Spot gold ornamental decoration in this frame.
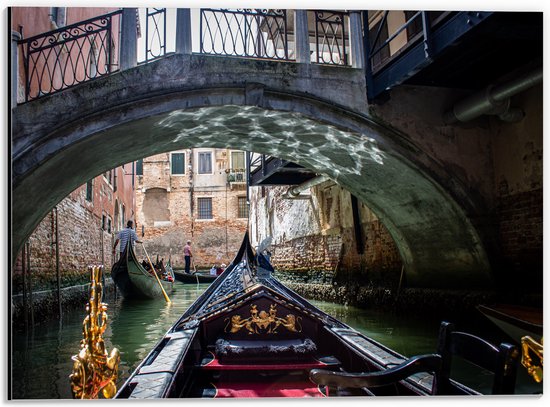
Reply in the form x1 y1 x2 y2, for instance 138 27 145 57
521 336 543 383
225 304 302 334
70 266 120 399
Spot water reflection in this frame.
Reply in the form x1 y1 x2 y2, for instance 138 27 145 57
11 283 542 399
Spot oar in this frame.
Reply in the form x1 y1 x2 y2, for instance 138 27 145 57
141 243 171 303
192 258 199 285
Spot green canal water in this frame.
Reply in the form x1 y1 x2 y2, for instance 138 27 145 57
11 282 542 399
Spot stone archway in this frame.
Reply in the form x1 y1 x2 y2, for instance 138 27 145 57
11 54 492 288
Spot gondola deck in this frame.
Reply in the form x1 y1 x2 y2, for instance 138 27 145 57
115 233 481 399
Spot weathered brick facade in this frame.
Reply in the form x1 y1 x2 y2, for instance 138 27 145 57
135 149 249 269
13 165 135 294
250 183 403 287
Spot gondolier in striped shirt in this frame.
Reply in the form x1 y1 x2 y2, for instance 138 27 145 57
112 220 142 260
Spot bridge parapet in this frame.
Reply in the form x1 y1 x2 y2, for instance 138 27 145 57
14 8 365 105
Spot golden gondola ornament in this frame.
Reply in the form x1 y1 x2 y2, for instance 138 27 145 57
70 265 120 399
521 336 543 383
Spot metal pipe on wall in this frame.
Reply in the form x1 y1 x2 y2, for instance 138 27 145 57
283 175 330 199
443 66 542 124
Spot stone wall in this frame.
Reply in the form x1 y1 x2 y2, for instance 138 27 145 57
250 182 403 288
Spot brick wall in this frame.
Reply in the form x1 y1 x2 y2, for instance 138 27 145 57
496 188 543 291
135 149 249 269
13 164 135 294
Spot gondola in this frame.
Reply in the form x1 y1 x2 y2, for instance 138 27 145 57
115 233 485 399
173 270 218 284
111 242 173 300
477 304 543 343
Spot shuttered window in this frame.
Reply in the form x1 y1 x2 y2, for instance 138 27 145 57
171 153 185 175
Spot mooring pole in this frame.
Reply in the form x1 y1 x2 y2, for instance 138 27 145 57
21 242 28 329
54 206 62 318
26 241 34 326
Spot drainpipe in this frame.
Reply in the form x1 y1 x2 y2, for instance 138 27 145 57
443 67 542 124
283 175 330 199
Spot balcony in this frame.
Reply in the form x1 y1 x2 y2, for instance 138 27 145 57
365 11 543 101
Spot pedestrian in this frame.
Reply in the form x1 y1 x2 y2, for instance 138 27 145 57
112 220 142 261
183 240 193 274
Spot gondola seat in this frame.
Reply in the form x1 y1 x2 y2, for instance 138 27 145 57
437 321 519 394
215 338 317 364
309 353 442 395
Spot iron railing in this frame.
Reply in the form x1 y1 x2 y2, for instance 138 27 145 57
143 8 167 62
227 169 247 183
367 11 451 73
200 9 290 60
314 10 349 65
18 10 122 102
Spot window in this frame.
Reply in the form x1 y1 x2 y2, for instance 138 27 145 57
85 180 93 202
104 170 112 185
231 151 245 170
238 196 249 218
102 214 107 230
113 169 117 192
136 159 143 176
50 7 66 28
197 197 213 219
198 152 212 174
107 217 112 234
171 153 185 175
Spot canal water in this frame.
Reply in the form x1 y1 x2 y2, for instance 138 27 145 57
11 281 542 399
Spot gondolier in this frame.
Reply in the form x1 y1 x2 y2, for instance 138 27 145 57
183 240 193 274
113 220 142 260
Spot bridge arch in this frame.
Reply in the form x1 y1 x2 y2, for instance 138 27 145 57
12 54 492 288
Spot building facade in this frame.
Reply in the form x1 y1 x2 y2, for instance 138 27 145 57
135 148 249 269
11 7 135 294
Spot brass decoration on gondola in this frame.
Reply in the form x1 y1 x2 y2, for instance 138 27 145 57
70 266 120 399
225 304 302 334
521 336 543 383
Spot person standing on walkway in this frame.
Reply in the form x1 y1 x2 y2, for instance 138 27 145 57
112 220 142 261
183 240 193 274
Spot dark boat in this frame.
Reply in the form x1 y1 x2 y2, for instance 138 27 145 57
115 233 506 399
111 242 173 299
173 270 218 284
477 304 543 343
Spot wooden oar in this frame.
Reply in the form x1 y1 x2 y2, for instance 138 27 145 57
192 258 199 285
141 243 171 303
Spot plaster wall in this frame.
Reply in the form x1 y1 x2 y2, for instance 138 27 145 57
250 182 402 286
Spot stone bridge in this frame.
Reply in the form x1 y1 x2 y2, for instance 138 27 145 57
11 9 501 289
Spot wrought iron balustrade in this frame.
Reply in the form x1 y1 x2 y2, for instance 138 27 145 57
314 10 349 65
227 169 247 183
143 8 167 62
18 10 122 102
200 9 290 60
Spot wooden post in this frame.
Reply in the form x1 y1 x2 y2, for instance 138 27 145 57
26 241 34 326
21 243 28 329
54 207 61 318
